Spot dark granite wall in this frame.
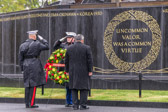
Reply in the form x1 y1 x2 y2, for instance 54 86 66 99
0 6 168 89
2 16 15 74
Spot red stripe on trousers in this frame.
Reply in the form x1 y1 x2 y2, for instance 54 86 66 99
31 87 36 106
46 69 48 82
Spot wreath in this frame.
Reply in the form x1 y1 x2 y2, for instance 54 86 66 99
44 48 69 85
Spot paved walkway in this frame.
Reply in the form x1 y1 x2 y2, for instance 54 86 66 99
1 103 168 112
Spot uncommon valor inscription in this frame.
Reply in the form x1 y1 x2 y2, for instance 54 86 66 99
103 10 162 73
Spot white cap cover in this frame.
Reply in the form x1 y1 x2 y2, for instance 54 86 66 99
65 32 76 37
27 30 38 35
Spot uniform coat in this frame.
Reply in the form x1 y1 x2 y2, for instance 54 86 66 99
53 39 73 105
65 42 93 90
53 40 71 71
53 40 70 50
19 39 49 87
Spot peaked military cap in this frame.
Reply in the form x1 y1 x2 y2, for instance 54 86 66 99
27 30 38 35
65 32 76 37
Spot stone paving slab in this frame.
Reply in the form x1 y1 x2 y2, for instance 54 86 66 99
1 98 168 109
1 103 168 112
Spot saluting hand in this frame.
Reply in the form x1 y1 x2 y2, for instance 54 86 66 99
38 35 44 40
59 37 66 42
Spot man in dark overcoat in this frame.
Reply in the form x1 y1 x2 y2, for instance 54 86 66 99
19 30 49 108
65 34 93 110
53 32 76 107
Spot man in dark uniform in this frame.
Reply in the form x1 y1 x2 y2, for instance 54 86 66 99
65 34 93 110
19 30 49 108
53 32 76 107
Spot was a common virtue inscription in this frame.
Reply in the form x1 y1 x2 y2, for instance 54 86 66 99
104 10 161 73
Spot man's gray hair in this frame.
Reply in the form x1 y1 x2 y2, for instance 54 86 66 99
75 34 84 41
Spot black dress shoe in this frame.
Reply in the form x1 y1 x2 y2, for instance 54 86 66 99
73 105 79 110
65 104 72 107
25 105 30 108
80 105 89 110
65 104 69 107
30 105 39 108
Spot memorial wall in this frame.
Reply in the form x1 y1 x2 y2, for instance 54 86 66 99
0 6 168 77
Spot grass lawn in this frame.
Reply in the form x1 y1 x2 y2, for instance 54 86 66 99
1 87 168 102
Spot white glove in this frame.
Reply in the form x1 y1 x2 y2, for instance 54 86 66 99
59 37 66 42
38 35 44 40
21 71 24 74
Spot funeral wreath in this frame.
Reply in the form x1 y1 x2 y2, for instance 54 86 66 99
44 48 69 85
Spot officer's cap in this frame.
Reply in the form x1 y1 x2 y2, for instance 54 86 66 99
65 32 76 37
27 30 38 35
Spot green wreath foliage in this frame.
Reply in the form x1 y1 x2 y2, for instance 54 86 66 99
44 48 69 85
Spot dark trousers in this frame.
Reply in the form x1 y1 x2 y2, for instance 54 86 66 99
72 89 88 107
66 87 72 104
25 87 37 106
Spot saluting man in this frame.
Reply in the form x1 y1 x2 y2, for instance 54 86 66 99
53 32 76 107
19 30 49 108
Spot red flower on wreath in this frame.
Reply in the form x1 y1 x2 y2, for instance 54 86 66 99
44 48 69 85
44 63 50 69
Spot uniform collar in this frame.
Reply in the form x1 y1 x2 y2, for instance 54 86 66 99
26 39 35 42
75 41 81 44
